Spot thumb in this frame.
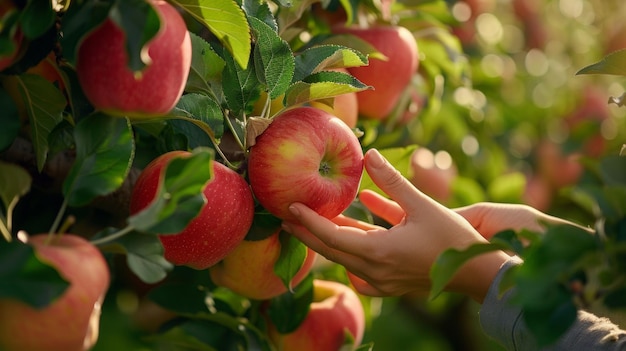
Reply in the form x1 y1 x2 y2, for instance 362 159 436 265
364 148 431 216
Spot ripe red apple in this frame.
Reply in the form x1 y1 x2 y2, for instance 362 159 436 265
268 279 365 351
129 151 255 269
409 147 458 204
522 173 553 212
247 106 364 222
333 25 419 120
0 234 110 351
0 1 23 72
76 0 191 118
210 230 317 300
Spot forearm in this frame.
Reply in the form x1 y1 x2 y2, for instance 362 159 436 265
479 256 626 350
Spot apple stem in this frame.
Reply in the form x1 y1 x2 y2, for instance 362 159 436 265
90 225 135 246
224 114 245 152
0 217 12 242
172 115 237 169
47 198 69 243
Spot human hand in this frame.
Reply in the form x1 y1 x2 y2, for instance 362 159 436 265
281 149 510 302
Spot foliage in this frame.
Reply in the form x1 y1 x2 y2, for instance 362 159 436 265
1 0 625 350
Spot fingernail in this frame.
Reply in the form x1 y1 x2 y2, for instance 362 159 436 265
367 149 385 168
281 222 292 233
288 204 300 217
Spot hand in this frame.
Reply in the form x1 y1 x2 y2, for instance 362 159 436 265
281 149 510 302
454 202 592 239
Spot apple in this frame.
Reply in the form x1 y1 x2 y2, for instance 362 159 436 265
409 147 458 204
268 279 365 351
129 151 255 269
512 0 548 50
0 234 110 351
0 1 23 72
522 173 553 212
333 25 419 120
27 52 65 92
210 230 317 300
247 106 364 222
563 87 610 157
536 140 583 189
76 0 191 118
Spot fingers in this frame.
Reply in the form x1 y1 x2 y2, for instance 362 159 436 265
359 189 405 225
364 149 429 217
283 203 373 259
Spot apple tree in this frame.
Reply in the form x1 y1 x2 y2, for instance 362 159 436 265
1 0 625 350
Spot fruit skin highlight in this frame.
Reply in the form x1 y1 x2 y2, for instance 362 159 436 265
76 0 191 118
129 151 255 270
334 25 419 120
0 234 110 351
268 279 366 351
210 230 317 300
247 106 364 222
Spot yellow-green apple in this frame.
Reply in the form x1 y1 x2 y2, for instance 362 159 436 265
76 0 191 118
333 25 418 121
129 151 255 269
247 106 364 222
210 230 317 300
409 147 458 204
268 279 365 351
0 1 23 71
0 234 110 351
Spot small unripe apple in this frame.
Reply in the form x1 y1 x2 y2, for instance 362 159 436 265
268 279 366 351
0 234 110 351
129 151 255 269
334 25 419 120
210 230 317 300
248 106 364 222
76 0 191 118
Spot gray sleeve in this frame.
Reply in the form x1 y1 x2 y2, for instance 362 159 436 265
479 256 626 351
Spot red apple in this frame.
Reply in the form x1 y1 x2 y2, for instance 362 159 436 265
409 147 458 204
522 173 553 212
210 230 317 300
0 234 110 351
247 106 364 222
333 25 419 120
129 151 255 269
76 0 191 118
268 279 366 351
0 1 23 71
536 140 583 189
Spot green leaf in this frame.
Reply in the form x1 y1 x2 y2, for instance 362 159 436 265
109 0 161 72
0 86 19 151
275 231 308 292
172 93 225 140
0 161 31 217
19 0 55 39
268 274 314 333
250 17 295 99
359 146 417 197
59 0 111 65
522 287 578 347
284 70 370 106
6 74 66 171
63 113 135 207
128 148 214 234
175 0 251 69
186 33 226 95
0 239 69 309
292 45 368 82
245 206 282 241
276 0 318 31
219 45 261 116
99 229 173 284
321 34 388 61
577 49 626 76
429 242 510 300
